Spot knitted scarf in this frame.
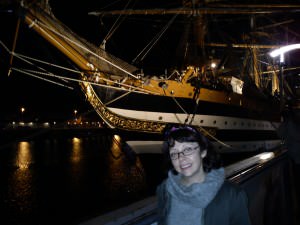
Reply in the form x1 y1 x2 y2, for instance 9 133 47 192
165 168 225 225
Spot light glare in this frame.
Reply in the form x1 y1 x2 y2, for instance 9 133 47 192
269 44 300 58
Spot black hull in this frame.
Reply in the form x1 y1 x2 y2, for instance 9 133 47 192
85 84 282 152
93 84 280 121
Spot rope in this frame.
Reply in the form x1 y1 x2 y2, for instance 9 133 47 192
132 14 178 64
198 126 233 149
104 90 133 106
34 19 140 79
102 0 133 44
12 68 73 89
14 52 80 75
187 78 201 125
12 66 161 95
0 40 161 96
184 70 201 125
8 18 21 76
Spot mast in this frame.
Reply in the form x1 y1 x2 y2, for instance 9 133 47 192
250 16 260 88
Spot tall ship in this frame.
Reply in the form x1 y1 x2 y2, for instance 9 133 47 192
2 0 300 153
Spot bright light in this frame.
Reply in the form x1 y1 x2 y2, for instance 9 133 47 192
259 152 275 161
74 110 78 122
269 44 300 57
269 44 300 62
43 122 50 127
113 135 121 141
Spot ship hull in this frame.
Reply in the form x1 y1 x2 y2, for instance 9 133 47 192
82 83 282 152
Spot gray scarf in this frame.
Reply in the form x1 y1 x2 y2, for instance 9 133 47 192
166 168 225 207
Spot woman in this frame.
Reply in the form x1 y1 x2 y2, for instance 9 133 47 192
156 124 252 225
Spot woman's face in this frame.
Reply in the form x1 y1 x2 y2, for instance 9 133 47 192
169 140 207 184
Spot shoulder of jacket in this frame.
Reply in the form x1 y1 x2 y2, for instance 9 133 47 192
157 180 166 190
207 180 247 211
218 180 245 197
156 180 167 197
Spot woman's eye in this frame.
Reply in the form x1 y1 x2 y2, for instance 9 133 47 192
184 148 193 152
170 153 176 158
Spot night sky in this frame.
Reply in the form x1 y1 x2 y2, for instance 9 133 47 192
0 1 97 123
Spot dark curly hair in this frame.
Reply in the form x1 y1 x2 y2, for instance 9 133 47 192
162 124 223 173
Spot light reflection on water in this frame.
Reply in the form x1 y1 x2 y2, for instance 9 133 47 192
70 137 82 164
106 135 147 197
0 133 164 225
16 141 33 170
8 141 36 223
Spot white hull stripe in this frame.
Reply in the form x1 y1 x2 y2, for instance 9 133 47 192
109 107 280 131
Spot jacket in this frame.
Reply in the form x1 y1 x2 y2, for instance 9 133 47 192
156 180 252 225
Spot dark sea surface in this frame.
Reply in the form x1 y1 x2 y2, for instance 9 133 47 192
0 128 254 225
0 128 166 225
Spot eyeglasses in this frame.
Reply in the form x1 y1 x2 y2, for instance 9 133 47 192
170 146 199 160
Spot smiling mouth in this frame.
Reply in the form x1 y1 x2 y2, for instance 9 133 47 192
180 163 192 169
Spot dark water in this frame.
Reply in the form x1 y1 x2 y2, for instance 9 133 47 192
0 130 165 225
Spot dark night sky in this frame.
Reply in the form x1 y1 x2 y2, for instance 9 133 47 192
0 0 98 123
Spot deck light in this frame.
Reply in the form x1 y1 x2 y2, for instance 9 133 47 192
20 107 25 122
269 43 300 111
269 43 300 63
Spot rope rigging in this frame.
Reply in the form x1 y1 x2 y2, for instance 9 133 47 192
101 0 134 49
30 18 140 79
0 40 160 96
132 14 178 64
184 69 202 125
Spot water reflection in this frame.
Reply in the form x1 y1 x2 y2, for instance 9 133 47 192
8 141 36 221
16 141 33 170
1 133 162 225
69 137 84 188
70 137 82 164
106 135 147 202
